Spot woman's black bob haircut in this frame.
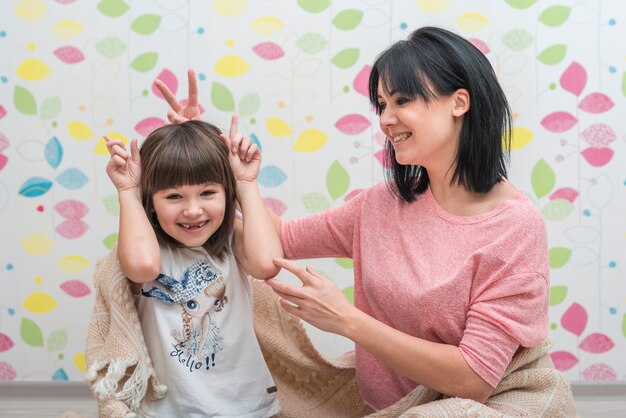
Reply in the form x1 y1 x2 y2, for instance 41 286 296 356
368 26 512 203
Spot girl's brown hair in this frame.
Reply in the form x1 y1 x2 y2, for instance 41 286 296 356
139 120 236 260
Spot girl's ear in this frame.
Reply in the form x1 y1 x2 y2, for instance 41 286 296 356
451 88 470 117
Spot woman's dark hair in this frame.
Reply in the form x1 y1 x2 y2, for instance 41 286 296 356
368 26 512 202
139 120 237 260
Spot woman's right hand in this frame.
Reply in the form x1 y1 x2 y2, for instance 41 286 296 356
154 69 201 124
104 136 141 192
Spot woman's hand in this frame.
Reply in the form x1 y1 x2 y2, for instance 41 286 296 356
266 258 357 336
220 115 261 183
104 136 141 192
154 69 201 124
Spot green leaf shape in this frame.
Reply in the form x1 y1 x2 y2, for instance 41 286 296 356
621 71 626 98
102 194 120 216
549 247 571 268
298 0 331 13
21 317 44 347
501 29 534 51
131 14 161 35
96 36 126 59
130 52 158 73
541 199 575 221
211 82 235 112
342 286 354 304
505 0 537 9
14 85 37 115
331 48 360 69
531 159 556 198
103 233 119 249
539 5 571 27
336 258 354 269
40 96 61 120
537 44 567 65
47 329 68 352
97 0 129 17
301 192 331 213
238 93 260 117
622 313 626 338
332 9 363 30
549 285 568 306
326 160 350 200
296 33 328 55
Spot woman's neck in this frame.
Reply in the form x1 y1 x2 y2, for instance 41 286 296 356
428 177 517 217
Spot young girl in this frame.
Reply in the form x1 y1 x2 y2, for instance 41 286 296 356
104 118 282 417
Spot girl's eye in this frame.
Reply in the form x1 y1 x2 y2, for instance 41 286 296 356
201 190 215 197
166 194 181 200
185 300 199 311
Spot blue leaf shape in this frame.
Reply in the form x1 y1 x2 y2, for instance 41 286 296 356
52 368 69 381
250 133 262 152
258 165 287 187
56 168 88 190
45 136 63 169
19 177 53 197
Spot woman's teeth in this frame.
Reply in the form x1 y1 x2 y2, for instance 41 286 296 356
392 133 410 143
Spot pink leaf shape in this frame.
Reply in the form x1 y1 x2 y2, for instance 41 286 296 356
54 199 88 220
0 333 14 352
0 132 8 152
550 350 578 371
373 149 390 168
579 93 614 114
582 363 617 381
344 189 363 202
55 219 88 239
582 123 616 148
540 111 577 133
152 69 178 99
549 187 578 203
560 62 587 96
53 46 85 64
581 147 614 167
60 280 91 297
0 105 6 119
135 117 165 137
263 197 287 216
252 42 285 60
335 114 371 135
468 38 490 54
579 333 615 354
55 0 76 3
0 155 7 172
560 302 587 336
353 65 372 97
0 362 16 381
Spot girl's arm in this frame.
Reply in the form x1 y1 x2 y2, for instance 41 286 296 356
104 137 161 283
222 116 283 279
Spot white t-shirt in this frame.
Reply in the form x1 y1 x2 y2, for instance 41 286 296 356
138 243 280 418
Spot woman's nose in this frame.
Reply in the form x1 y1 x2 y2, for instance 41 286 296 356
379 108 396 127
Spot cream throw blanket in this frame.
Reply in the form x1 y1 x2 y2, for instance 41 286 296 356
85 248 577 417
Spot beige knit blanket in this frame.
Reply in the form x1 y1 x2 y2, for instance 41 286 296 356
85 247 577 417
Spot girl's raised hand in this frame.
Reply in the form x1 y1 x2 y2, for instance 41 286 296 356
104 136 141 192
154 69 201 124
220 115 261 183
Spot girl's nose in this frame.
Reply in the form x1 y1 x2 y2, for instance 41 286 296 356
183 201 203 217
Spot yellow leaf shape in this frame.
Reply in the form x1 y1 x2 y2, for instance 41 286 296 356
266 118 293 137
23 292 57 314
13 0 47 21
251 16 284 35
294 129 328 153
509 126 533 151
58 255 89 273
68 121 93 141
214 55 250 77
212 0 247 16
95 132 127 155
52 20 83 40
21 234 54 256
16 59 51 81
74 353 86 373
455 12 489 32
415 0 451 13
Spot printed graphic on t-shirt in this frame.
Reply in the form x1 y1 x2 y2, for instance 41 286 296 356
141 260 228 372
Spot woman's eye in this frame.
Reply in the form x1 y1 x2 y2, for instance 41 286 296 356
396 97 409 105
377 103 386 113
185 300 199 311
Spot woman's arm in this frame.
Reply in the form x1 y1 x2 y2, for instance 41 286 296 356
267 258 494 402
104 137 161 283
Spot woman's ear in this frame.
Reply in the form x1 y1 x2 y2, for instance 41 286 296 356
451 88 470 117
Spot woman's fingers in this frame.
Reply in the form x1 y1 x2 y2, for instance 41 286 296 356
265 278 305 299
272 258 318 286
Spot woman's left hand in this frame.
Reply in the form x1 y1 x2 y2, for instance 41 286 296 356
220 115 261 183
266 258 357 336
